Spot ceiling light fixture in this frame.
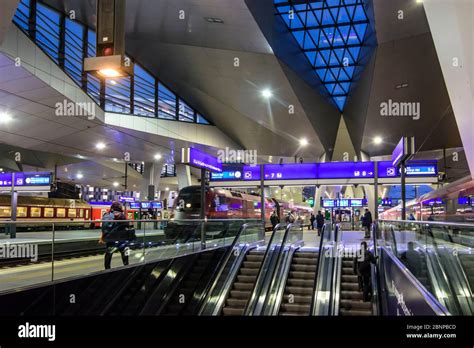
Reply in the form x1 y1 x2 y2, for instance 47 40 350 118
373 136 383 145
0 112 12 124
113 182 119 187
299 138 309 147
261 89 273 99
204 17 224 24
154 153 162 160
98 69 122 78
76 173 84 179
96 142 106 150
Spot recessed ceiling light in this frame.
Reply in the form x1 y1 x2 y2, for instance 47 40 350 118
204 17 224 24
154 153 162 160
373 136 383 145
113 182 119 187
76 173 84 179
261 89 273 99
98 69 121 78
299 138 309 147
165 187 169 191
0 112 12 124
96 142 106 150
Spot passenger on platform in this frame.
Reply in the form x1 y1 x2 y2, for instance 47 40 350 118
408 213 416 221
361 208 373 239
286 211 295 224
270 210 280 230
100 201 130 270
310 213 316 230
427 214 435 221
353 241 377 302
316 211 325 237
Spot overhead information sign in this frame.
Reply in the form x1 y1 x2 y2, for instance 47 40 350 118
210 160 438 183
392 137 415 167
0 172 52 191
182 148 222 173
322 198 368 208
378 161 438 178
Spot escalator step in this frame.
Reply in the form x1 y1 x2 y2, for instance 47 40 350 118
240 268 259 276
342 261 353 267
229 290 251 299
237 275 257 283
285 286 312 295
246 255 264 262
289 271 316 280
341 283 359 291
283 294 312 304
287 279 314 287
340 291 363 300
340 308 372 316
279 303 310 313
341 275 358 282
342 268 355 275
294 252 319 259
291 264 317 272
233 282 254 291
292 258 318 265
222 307 244 316
226 298 248 308
243 261 262 268
340 299 372 310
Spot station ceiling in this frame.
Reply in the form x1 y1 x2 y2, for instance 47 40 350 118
3 0 466 162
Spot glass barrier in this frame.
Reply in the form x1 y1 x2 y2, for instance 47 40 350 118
0 219 258 294
199 222 266 315
378 220 474 315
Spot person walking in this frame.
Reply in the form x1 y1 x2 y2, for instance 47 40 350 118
100 201 131 269
316 211 325 237
361 208 373 239
310 213 316 230
270 210 280 230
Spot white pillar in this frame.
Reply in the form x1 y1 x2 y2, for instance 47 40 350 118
176 164 192 190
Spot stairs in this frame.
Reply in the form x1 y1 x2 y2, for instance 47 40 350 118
222 249 264 316
279 250 319 316
459 254 474 292
339 258 372 316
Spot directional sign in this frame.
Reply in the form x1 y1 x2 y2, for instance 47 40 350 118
182 148 222 173
0 172 52 192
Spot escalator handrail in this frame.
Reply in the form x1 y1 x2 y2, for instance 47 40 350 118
371 221 383 316
329 224 342 315
244 223 294 315
197 222 264 315
379 219 474 229
309 223 328 315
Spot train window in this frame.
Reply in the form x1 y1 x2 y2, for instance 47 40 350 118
79 209 84 218
30 207 41 218
17 207 27 217
0 207 11 217
68 209 77 218
44 208 54 218
56 208 66 218
85 209 89 219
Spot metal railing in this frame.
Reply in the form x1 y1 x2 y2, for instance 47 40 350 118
0 219 260 294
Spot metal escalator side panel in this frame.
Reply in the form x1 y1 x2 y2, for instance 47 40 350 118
245 223 296 316
143 253 201 315
263 246 298 316
378 247 450 316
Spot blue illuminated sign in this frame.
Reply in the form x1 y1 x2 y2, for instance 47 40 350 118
130 203 140 209
322 199 367 208
0 172 52 189
152 202 163 209
211 165 261 181
183 148 222 173
378 161 438 178
119 196 135 203
264 164 318 180
381 198 393 206
392 138 405 166
318 162 374 179
458 197 470 205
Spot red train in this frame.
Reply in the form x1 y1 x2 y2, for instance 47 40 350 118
171 186 313 230
0 196 140 230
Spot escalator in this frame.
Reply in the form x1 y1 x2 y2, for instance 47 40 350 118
278 250 319 316
221 249 265 316
339 257 372 316
458 253 474 291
